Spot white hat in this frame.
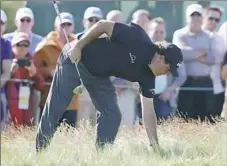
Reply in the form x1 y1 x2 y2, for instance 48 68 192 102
11 32 30 46
1 9 7 23
83 7 103 19
15 7 34 21
55 12 74 25
186 4 203 17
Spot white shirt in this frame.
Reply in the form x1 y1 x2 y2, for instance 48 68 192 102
209 31 226 94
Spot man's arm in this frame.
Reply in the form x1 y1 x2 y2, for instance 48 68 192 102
172 31 207 62
198 35 224 65
172 31 197 62
69 20 115 62
140 95 159 147
76 20 115 50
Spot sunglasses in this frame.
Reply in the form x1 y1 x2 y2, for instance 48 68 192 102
20 18 31 23
61 22 72 27
16 43 29 48
208 17 220 23
88 17 100 23
191 12 202 17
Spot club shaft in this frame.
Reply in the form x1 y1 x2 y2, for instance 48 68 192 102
52 1 70 45
52 1 84 87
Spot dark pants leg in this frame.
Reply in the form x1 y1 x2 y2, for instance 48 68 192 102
58 110 77 127
194 77 214 122
213 92 225 117
36 57 81 151
40 107 77 127
36 53 121 151
177 79 197 120
177 76 214 122
154 95 172 120
80 63 121 147
136 102 143 125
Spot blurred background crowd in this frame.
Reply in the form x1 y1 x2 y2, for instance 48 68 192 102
1 1 227 130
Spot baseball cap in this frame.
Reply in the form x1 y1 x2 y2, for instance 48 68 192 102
161 43 183 77
15 7 34 21
55 12 74 25
186 4 203 17
83 7 103 19
1 9 7 23
11 32 30 46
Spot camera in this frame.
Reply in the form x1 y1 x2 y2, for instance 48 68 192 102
17 58 31 67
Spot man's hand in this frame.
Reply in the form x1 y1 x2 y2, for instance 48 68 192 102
159 86 175 101
68 43 82 63
159 89 172 101
194 49 208 60
140 95 159 147
11 59 19 74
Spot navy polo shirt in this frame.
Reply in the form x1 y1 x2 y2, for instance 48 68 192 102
80 22 157 98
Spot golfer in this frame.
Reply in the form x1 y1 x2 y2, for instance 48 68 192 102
36 20 183 151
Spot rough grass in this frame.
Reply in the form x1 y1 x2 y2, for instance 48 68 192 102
1 118 227 166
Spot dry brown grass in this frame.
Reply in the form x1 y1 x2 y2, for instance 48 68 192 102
1 118 227 166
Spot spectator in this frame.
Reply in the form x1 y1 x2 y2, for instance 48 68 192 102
34 12 79 127
76 7 104 127
219 21 227 118
148 17 186 119
106 10 123 23
202 6 226 117
5 33 45 126
3 7 43 126
131 9 151 32
3 7 43 55
1 9 12 124
173 4 217 122
82 7 103 31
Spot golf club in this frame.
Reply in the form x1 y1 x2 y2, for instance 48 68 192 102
52 1 84 95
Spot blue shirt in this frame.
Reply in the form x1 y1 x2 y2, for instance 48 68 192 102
172 27 216 76
1 37 11 73
80 23 156 98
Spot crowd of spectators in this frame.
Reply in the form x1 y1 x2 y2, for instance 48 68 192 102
1 3 226 130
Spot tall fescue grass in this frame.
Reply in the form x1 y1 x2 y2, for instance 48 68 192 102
1 118 227 166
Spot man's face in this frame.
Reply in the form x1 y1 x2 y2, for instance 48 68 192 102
133 14 150 31
149 53 170 76
188 12 203 30
204 10 221 31
148 22 166 42
16 17 34 33
56 22 74 35
83 17 100 30
1 20 6 35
